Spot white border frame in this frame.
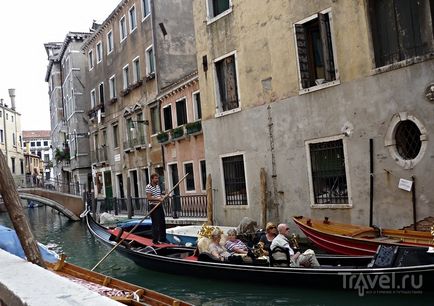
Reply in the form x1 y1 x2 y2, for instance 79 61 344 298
145 45 155 75
96 41 103 64
132 56 141 83
122 64 129 89
192 90 201 121
183 160 196 193
129 4 137 33
109 74 116 99
385 112 428 169
119 15 127 43
141 0 151 21
305 134 352 208
106 30 114 55
162 104 172 131
88 49 94 71
175 96 188 126
206 0 233 25
213 50 241 118
219 151 249 207
293 8 341 95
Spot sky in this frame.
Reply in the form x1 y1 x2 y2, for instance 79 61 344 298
0 0 121 131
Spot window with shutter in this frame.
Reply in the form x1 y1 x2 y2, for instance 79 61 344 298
294 10 338 91
215 53 239 114
369 0 434 67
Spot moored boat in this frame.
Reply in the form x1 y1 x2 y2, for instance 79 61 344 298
86 214 434 291
292 216 434 256
0 224 191 306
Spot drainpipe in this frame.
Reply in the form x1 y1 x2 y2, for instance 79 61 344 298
369 138 374 227
412 176 416 231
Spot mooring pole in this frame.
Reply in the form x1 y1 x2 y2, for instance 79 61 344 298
0 149 45 267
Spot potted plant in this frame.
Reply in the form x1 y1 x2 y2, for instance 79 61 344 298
186 120 202 135
157 131 169 143
171 126 184 139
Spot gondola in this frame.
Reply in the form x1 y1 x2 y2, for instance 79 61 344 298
86 214 434 291
293 216 434 255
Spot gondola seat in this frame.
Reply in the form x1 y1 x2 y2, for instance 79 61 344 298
269 246 291 267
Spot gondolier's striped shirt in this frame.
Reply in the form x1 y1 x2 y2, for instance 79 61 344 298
146 183 161 205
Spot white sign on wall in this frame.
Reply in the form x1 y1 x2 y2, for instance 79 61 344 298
398 178 413 192
114 154 120 162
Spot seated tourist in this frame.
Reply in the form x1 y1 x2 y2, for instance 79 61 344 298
224 229 249 254
259 222 278 252
208 228 231 261
270 223 320 267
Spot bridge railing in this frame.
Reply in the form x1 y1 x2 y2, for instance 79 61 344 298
94 195 207 218
24 175 85 196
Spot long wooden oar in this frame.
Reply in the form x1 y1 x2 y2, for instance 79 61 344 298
91 173 189 271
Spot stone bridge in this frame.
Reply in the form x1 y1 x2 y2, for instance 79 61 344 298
18 188 84 221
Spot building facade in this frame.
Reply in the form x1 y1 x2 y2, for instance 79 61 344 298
157 73 206 211
45 32 92 193
192 0 434 228
81 0 197 200
0 89 25 186
22 130 52 180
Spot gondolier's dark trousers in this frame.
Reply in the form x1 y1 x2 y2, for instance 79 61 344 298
149 203 166 243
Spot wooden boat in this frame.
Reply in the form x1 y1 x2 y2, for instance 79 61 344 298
0 224 191 306
86 214 434 291
47 255 191 306
293 216 434 256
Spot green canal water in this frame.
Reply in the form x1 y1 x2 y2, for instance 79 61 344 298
0 206 433 305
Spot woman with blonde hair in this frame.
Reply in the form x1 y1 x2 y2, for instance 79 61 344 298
208 228 230 261
259 222 278 251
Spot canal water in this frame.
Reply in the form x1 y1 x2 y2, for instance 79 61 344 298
0 206 432 305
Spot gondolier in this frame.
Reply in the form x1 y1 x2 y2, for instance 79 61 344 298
146 173 167 244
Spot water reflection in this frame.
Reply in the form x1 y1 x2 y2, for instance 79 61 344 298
1 206 433 305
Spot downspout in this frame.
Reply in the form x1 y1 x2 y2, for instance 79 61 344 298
369 138 374 227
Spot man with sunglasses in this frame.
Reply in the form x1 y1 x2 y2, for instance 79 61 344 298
270 223 320 267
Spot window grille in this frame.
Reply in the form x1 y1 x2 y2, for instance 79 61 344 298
309 140 348 204
395 120 421 160
222 155 247 205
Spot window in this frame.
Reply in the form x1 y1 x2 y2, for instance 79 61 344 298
207 0 231 19
20 159 24 175
122 65 129 89
294 10 338 91
19 136 22 147
307 138 349 205
36 141 41 147
0 129 3 143
200 160 207 191
107 30 114 54
222 154 247 205
119 16 127 42
215 53 239 114
90 89 96 108
193 91 202 120
146 46 155 75
11 115 14 122
385 112 427 169
12 133 16 146
113 124 119 148
176 98 187 126
150 105 160 134
11 157 15 174
133 57 141 83
96 41 103 63
184 162 195 191
369 0 434 68
142 0 150 19
109 75 116 98
98 83 105 104
142 168 150 186
163 105 173 131
129 5 137 32
0 111 2 117
88 50 94 70
30 141 35 147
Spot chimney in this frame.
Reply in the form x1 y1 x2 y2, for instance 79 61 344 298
8 88 16 110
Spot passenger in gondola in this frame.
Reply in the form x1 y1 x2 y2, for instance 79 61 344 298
259 222 278 252
225 229 249 255
208 228 231 261
270 223 320 267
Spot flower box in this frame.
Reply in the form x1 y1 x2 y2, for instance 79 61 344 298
157 131 169 143
186 121 202 135
171 127 184 139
